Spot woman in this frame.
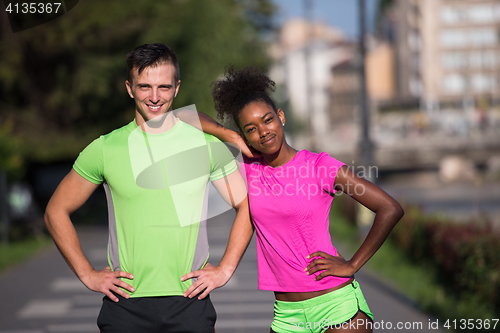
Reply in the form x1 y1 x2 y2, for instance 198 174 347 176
185 66 404 333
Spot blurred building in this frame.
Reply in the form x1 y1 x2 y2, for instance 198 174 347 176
270 17 398 155
272 5 500 172
330 57 358 126
367 41 396 102
384 0 500 109
269 19 353 146
330 39 395 126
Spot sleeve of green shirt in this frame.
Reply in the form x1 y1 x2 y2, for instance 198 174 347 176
73 136 105 185
205 135 238 182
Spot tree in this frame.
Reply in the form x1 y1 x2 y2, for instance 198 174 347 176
0 119 23 179
0 0 275 165
375 0 396 41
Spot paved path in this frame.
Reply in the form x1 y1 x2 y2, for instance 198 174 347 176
0 227 107 333
0 191 444 332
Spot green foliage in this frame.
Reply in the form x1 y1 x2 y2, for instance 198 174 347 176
390 209 500 326
329 195 358 243
389 205 432 261
0 235 51 273
426 220 500 315
375 0 396 38
0 0 274 164
391 210 499 306
0 118 24 179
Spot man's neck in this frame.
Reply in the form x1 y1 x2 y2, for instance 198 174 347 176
135 111 178 134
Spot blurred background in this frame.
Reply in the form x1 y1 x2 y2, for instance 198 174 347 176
0 0 499 332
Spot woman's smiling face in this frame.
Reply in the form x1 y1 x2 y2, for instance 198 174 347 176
238 101 286 155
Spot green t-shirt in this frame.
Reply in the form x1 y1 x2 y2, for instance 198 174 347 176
73 119 237 297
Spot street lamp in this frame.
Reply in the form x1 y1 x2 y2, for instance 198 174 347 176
303 0 317 151
357 0 376 236
358 0 374 172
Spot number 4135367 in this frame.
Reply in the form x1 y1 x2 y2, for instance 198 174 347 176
444 319 498 330
5 3 61 14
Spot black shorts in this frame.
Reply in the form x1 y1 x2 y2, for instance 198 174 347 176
97 293 216 333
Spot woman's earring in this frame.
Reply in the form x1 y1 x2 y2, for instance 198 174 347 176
282 123 285 127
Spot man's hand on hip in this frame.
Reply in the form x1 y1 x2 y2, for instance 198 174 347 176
81 266 135 302
181 263 232 300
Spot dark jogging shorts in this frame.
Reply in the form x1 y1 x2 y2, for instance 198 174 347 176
97 293 216 333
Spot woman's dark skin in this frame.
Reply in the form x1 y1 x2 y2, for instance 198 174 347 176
237 101 403 333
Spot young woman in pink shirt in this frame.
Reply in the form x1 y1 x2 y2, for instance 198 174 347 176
184 66 404 333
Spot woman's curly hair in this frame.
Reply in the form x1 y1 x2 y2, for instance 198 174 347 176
212 66 277 128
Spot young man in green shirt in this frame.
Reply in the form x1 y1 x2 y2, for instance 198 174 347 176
45 43 253 332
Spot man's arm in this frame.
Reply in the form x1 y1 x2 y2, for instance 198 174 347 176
181 170 253 300
175 109 259 158
44 169 134 302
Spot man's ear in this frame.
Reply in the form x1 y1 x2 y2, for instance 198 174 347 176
174 80 181 97
125 80 134 98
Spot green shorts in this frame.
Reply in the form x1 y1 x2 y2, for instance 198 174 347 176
271 280 373 333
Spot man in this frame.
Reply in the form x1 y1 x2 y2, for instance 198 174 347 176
44 43 253 332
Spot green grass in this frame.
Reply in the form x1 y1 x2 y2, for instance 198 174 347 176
329 200 498 331
0 236 52 273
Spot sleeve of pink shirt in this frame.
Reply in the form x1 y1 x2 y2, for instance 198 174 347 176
314 152 347 194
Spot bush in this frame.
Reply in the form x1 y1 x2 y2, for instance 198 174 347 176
390 207 500 319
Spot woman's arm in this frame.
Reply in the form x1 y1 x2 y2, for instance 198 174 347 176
305 165 404 279
175 109 259 158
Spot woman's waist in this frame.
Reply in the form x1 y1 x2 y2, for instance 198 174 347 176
274 277 354 302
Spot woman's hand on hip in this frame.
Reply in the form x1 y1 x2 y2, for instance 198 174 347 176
304 251 355 281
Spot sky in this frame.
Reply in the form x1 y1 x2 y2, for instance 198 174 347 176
272 0 381 39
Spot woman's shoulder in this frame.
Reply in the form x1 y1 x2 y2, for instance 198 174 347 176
301 150 346 168
299 149 332 161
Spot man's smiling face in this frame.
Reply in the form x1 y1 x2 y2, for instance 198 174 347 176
126 62 180 126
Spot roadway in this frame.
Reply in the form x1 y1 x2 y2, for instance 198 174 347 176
0 192 444 333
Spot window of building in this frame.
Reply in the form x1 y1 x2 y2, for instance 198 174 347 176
409 77 422 96
442 52 467 69
468 5 495 23
469 51 482 68
441 30 467 48
442 4 499 24
471 74 496 92
443 74 466 94
440 6 464 24
470 28 497 46
407 30 421 51
469 51 498 69
483 51 498 67
413 55 420 72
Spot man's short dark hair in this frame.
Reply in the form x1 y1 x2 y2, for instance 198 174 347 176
126 43 180 84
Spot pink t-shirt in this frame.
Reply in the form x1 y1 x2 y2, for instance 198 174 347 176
240 150 352 292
